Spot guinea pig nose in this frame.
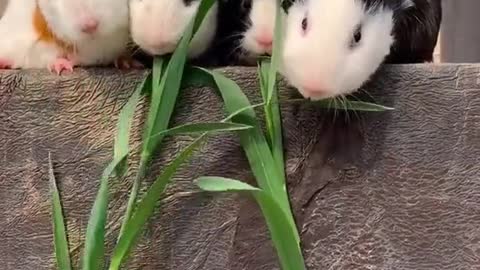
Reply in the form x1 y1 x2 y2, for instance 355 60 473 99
255 35 273 49
80 18 99 34
301 81 330 98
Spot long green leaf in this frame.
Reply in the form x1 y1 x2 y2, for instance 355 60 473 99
113 74 150 176
259 61 285 175
141 0 216 158
266 0 284 106
82 73 150 269
197 176 261 192
191 67 299 242
108 134 206 270
118 0 217 239
196 177 306 270
281 98 394 111
48 153 73 270
82 160 116 270
312 99 394 111
148 122 252 141
110 119 254 269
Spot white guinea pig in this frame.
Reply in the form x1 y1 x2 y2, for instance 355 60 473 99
281 0 442 100
129 0 219 59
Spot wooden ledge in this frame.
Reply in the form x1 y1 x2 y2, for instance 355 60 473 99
0 64 479 269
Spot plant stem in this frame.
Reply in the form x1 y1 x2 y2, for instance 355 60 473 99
256 194 305 270
117 157 149 240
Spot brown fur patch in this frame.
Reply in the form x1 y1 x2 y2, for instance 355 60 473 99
32 2 74 54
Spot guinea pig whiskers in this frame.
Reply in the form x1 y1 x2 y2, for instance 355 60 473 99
130 46 142 56
216 32 245 47
226 41 247 60
356 88 377 103
331 98 339 123
340 95 352 123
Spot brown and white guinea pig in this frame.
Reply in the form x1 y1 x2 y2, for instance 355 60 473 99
280 0 442 100
0 0 132 74
208 0 278 66
129 0 220 60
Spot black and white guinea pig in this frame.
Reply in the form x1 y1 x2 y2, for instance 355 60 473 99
281 0 442 100
204 0 278 66
129 0 219 59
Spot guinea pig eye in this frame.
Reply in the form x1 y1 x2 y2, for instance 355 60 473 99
184 0 197 6
352 25 362 44
301 18 308 32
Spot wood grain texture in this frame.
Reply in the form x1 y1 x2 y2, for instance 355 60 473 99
0 64 479 270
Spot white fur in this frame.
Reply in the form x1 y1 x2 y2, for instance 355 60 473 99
281 0 395 100
0 0 59 68
129 0 218 58
39 0 130 65
0 0 129 69
241 0 277 57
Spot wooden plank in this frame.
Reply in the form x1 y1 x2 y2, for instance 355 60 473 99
0 65 479 269
440 0 480 62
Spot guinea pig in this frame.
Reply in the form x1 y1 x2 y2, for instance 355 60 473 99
129 0 219 59
280 0 442 100
0 0 132 73
209 0 278 66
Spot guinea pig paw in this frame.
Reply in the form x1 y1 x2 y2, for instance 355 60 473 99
114 57 144 70
49 58 75 75
0 58 13 69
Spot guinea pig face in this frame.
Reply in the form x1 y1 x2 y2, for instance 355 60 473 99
129 0 218 58
281 0 395 100
240 0 277 59
38 0 129 43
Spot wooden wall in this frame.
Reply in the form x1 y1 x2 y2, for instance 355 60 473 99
439 0 480 62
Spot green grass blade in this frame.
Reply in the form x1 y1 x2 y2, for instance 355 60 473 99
113 74 150 176
82 160 118 270
48 153 73 270
279 98 394 111
193 67 299 242
254 191 305 270
110 124 248 269
259 61 285 175
148 122 252 141
196 176 261 192
141 0 216 158
118 0 217 240
315 99 394 111
108 134 207 270
152 57 164 90
266 0 284 106
206 68 282 196
196 177 306 270
83 73 151 269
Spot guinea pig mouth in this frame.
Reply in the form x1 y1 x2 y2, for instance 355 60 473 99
140 42 178 56
300 90 332 101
